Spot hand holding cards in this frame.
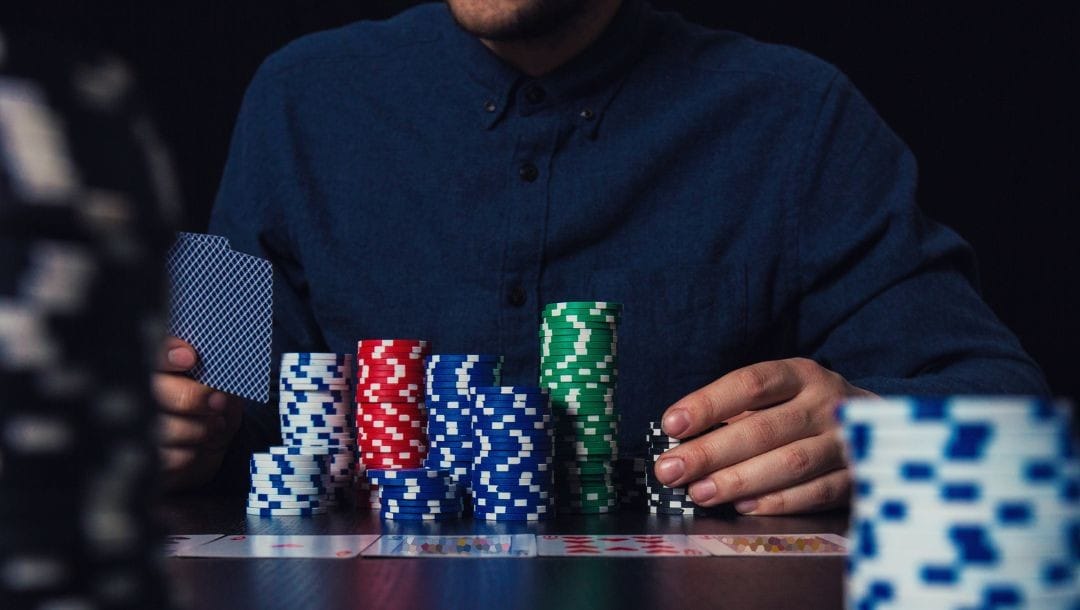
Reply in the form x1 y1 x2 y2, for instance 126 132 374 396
166 232 272 403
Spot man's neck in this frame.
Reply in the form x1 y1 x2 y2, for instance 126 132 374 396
480 0 623 77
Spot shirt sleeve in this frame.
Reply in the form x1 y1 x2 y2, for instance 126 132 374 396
791 73 1049 396
204 63 331 491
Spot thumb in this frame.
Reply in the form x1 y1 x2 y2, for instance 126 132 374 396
158 336 198 373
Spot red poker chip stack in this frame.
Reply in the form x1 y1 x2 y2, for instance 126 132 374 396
354 339 431 509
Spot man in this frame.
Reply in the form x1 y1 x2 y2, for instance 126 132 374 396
155 0 1048 513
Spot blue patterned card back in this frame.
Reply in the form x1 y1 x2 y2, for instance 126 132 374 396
166 232 272 402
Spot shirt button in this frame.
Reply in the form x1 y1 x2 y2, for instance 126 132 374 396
508 286 527 307
524 84 546 104
519 163 539 183
484 99 497 113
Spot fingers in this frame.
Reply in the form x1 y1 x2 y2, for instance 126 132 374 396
152 373 215 416
158 336 197 373
158 412 226 447
159 447 209 493
662 359 812 439
160 447 197 475
732 467 853 516
654 397 828 487
683 429 847 507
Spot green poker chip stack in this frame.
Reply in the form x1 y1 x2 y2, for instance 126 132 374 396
539 301 622 513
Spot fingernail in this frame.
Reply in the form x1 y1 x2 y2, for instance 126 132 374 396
735 499 759 514
167 347 195 368
655 457 684 485
690 479 716 503
662 409 690 437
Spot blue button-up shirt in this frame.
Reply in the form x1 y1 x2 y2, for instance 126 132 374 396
208 0 1046 483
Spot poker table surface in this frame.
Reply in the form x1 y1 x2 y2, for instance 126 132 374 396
161 494 849 610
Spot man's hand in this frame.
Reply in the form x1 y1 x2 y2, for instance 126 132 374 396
154 337 243 492
653 358 875 515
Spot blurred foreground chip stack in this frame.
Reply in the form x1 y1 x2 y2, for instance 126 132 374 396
1 38 175 609
840 397 1080 610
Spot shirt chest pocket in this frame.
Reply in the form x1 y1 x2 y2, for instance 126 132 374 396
587 263 749 409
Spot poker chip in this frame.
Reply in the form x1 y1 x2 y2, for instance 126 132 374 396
248 492 324 502
472 509 551 521
246 499 324 509
647 505 710 516
380 511 461 521
245 506 328 517
840 396 1080 608
470 386 555 521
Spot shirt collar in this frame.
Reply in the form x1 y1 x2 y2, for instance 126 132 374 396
440 0 653 135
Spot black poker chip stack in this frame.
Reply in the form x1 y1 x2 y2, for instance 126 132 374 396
614 457 647 510
1 34 175 610
644 421 729 516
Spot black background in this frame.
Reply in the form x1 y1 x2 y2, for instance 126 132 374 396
5 2 1076 400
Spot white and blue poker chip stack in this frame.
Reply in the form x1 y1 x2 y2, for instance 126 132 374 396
247 448 330 516
470 386 556 521
423 354 504 491
840 397 1080 610
368 468 464 521
276 352 356 506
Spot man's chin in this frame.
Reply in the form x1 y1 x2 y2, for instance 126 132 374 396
446 0 589 42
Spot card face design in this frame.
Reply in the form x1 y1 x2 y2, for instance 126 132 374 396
171 535 379 559
364 535 536 558
536 535 706 557
163 534 225 557
166 232 272 402
689 533 849 556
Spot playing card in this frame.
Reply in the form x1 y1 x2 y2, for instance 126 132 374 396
363 535 536 558
166 232 272 403
536 535 705 557
689 533 849 556
172 534 379 559
163 534 225 557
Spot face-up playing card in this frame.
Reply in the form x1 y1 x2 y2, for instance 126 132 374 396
689 533 849 556
536 535 706 557
166 232 272 403
163 534 225 557
171 535 379 559
364 535 536 558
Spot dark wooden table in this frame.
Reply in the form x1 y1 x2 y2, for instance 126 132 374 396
160 494 849 610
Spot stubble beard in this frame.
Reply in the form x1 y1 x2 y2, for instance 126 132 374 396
446 0 591 42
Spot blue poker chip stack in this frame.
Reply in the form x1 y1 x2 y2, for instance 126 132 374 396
247 448 330 516
368 468 464 521
278 352 356 505
422 354 504 491
470 386 556 521
840 397 1080 609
